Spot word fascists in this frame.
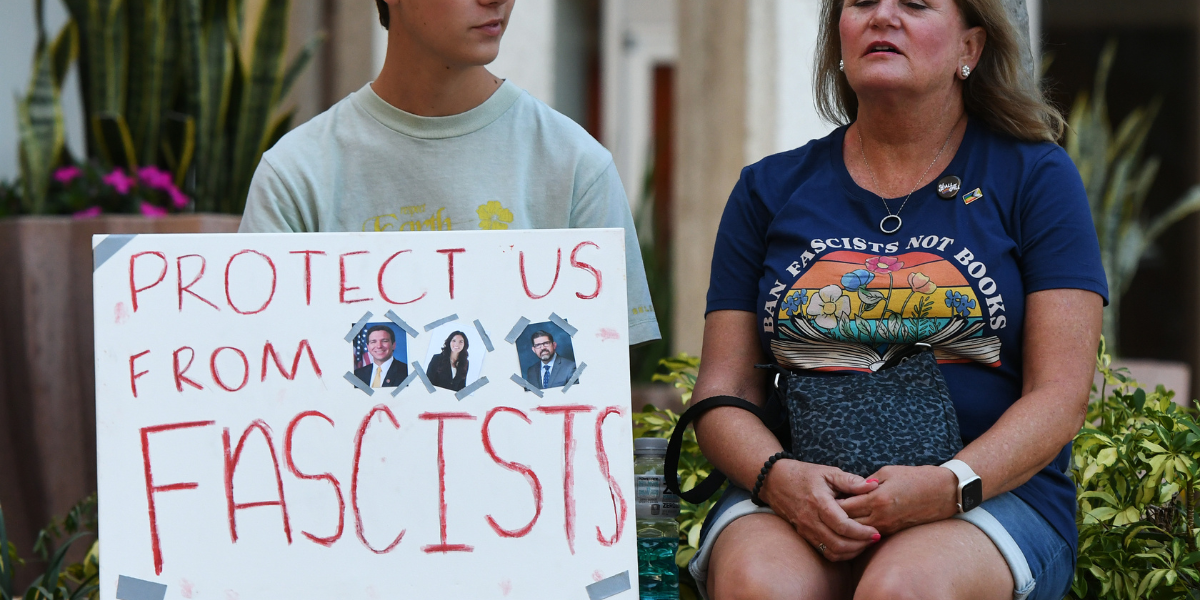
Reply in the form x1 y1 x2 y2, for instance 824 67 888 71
141 404 627 575
126 241 605 315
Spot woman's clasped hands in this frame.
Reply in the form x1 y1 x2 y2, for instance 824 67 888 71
760 460 960 562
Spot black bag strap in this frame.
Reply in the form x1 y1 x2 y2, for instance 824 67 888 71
665 395 772 504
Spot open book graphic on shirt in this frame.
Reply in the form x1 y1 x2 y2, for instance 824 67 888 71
771 316 1002 372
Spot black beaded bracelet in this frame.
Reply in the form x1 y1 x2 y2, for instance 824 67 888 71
750 451 793 507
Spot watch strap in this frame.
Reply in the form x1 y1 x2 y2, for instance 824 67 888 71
940 459 978 484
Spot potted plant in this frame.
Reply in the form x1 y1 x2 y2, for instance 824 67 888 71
1071 340 1200 599
0 0 322 566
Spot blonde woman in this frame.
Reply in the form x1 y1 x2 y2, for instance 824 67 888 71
690 0 1105 598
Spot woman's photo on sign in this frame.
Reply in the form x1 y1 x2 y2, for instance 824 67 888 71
423 322 486 393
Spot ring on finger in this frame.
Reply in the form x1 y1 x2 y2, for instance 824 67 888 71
816 542 827 555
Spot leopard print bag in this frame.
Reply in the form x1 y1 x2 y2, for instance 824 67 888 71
776 346 963 478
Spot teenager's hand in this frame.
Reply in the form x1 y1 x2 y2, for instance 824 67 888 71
837 465 959 535
759 460 881 562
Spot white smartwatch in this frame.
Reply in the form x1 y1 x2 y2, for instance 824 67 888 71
940 459 983 513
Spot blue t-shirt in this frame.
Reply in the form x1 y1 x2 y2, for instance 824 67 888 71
706 118 1108 554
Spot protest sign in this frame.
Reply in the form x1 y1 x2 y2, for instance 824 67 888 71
93 229 636 599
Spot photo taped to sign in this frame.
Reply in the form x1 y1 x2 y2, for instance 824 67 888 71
423 320 486 393
515 321 579 391
352 323 409 388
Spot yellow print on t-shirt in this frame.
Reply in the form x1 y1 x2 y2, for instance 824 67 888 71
477 200 514 230
362 207 452 232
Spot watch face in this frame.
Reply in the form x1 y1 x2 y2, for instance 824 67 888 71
962 478 983 512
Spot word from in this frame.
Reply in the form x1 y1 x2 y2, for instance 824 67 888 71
128 340 323 397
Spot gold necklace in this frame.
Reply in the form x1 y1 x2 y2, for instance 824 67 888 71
857 119 959 234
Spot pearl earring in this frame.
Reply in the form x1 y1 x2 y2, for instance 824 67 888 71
960 65 971 79
839 60 844 72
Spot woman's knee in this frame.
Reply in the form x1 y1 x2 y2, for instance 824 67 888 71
854 561 951 600
707 516 844 600
710 554 811 600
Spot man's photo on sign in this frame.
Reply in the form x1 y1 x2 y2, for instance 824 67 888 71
353 323 408 388
422 322 486 393
516 322 578 390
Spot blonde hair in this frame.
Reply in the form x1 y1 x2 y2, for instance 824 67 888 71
813 0 1064 143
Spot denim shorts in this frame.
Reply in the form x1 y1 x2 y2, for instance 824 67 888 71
690 486 1075 600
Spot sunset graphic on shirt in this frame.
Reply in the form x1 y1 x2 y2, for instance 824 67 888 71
772 250 1001 372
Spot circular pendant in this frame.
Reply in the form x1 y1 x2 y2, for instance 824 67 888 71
880 214 902 234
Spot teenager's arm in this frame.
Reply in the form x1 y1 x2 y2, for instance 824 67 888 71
239 159 309 233
569 161 662 346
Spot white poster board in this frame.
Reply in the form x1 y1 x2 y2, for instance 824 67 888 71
93 230 636 599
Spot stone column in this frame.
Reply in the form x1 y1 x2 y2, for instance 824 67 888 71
671 0 748 354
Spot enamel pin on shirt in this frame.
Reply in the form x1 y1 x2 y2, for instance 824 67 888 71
963 188 984 205
937 176 962 199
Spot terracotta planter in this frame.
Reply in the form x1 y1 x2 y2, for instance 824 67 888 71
0 214 239 567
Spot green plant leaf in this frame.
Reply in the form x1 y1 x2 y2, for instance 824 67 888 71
17 36 65 215
278 32 324 101
228 0 289 213
92 112 138 169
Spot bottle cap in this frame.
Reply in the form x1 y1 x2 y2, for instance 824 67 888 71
634 437 668 456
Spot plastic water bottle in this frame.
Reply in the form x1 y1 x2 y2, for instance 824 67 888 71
635 437 680 600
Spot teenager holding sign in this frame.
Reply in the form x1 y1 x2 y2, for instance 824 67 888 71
239 0 661 345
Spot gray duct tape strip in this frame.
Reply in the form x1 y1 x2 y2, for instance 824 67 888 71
411 361 436 393
549 313 577 337
510 374 544 398
505 317 531 344
116 575 168 600
473 319 494 352
344 312 375 343
561 362 588 393
455 376 489 400
424 314 459 331
586 571 632 600
385 310 419 338
93 234 138 272
390 370 419 396
343 372 375 396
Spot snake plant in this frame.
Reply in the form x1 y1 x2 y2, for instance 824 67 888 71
16 0 77 214
1065 41 1200 355
16 0 321 215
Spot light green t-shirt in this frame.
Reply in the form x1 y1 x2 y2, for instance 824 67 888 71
239 81 660 345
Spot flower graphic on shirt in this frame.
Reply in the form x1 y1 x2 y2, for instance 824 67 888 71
780 289 808 317
477 200 514 230
806 285 851 329
864 255 904 274
944 290 977 317
908 272 937 295
840 269 874 290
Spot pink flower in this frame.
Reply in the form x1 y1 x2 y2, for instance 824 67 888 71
865 256 905 274
137 166 174 190
103 168 136 194
168 187 189 209
54 166 82 184
139 202 168 218
72 206 102 219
